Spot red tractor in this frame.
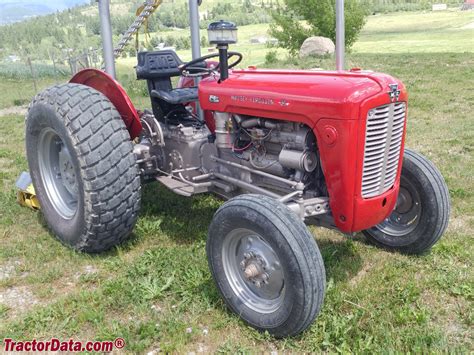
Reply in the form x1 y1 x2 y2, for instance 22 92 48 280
24 0 450 337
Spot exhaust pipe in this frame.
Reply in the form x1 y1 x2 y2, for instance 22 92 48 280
98 0 116 78
335 0 345 71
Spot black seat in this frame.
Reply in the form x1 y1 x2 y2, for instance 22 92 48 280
136 50 204 119
136 50 183 80
151 87 198 105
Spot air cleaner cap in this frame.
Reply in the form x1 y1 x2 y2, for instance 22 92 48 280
208 20 238 45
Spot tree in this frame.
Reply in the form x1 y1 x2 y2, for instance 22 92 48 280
269 0 367 55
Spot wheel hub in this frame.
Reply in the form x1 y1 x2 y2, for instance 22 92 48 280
58 144 78 196
37 128 79 219
395 186 414 214
240 251 269 288
222 229 285 314
374 176 421 237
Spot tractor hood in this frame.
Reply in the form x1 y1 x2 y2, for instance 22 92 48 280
199 68 405 129
199 68 408 234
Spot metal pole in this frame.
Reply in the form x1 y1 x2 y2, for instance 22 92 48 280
98 0 116 78
189 0 202 60
188 0 204 121
335 0 345 71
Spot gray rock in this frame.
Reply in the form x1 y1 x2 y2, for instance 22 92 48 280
299 36 335 58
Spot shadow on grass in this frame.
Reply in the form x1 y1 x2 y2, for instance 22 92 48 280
139 182 219 244
317 238 364 284
36 181 363 284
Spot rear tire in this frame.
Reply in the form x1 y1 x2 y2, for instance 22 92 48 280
207 194 326 337
26 83 141 253
362 149 450 254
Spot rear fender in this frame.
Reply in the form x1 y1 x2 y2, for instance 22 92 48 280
70 69 142 139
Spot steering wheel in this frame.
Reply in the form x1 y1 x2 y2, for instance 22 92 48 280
179 51 243 77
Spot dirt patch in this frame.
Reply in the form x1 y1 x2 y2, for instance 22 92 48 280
0 260 23 281
449 215 473 234
0 106 27 117
349 261 373 287
73 265 99 281
0 286 39 317
50 264 100 297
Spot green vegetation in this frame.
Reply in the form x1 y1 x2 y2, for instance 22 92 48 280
0 63 69 80
0 0 277 65
270 0 367 54
0 9 473 353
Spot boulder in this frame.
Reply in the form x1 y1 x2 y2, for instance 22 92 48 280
299 36 335 58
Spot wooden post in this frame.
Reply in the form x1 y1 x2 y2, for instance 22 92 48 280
50 50 58 83
27 56 38 92
68 52 73 75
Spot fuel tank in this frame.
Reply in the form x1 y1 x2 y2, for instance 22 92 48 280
199 69 408 233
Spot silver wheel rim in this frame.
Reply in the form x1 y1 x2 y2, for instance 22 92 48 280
375 177 421 237
37 128 79 219
222 228 285 314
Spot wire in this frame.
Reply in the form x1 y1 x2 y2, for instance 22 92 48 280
232 141 253 152
241 127 274 141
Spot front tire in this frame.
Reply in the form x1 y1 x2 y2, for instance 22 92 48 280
207 195 326 337
26 83 141 253
363 149 450 254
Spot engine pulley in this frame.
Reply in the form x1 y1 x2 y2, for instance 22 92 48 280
279 149 318 172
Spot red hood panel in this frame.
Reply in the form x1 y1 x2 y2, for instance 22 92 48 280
199 69 399 127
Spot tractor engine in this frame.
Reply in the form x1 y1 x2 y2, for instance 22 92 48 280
212 113 321 194
135 110 326 199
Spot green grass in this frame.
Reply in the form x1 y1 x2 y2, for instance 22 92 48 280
353 10 474 53
0 10 473 353
0 78 61 110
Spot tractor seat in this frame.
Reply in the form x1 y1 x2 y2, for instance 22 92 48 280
150 87 198 105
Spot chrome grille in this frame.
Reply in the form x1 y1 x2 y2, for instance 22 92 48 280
362 102 406 198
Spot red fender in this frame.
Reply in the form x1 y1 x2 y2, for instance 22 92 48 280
70 69 142 139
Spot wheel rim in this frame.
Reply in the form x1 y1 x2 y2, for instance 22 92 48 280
37 128 79 219
222 228 285 314
374 176 421 237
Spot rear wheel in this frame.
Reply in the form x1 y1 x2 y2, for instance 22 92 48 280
363 149 450 254
207 195 326 337
26 83 141 252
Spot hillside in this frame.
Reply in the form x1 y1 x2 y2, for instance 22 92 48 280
0 0 275 62
0 0 89 24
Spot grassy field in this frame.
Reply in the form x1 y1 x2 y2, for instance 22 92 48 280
354 9 474 53
0 10 473 353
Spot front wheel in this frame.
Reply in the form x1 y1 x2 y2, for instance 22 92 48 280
363 149 450 254
207 195 326 337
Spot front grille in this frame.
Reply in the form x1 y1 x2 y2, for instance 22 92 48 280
361 102 406 198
